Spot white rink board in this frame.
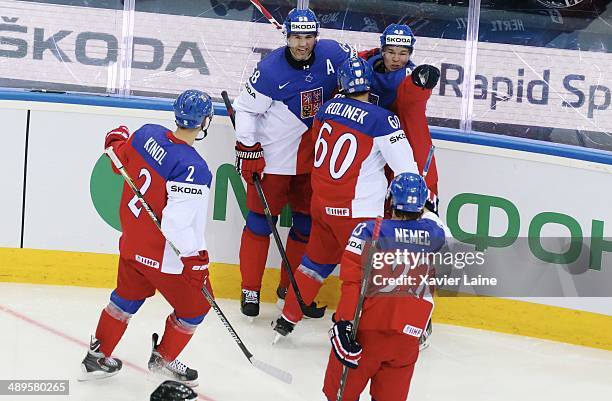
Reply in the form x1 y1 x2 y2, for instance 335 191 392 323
19 102 285 266
17 101 612 256
0 108 27 248
437 143 612 237
436 140 612 301
22 109 155 253
0 99 609 313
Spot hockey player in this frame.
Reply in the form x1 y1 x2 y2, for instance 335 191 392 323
359 24 441 209
361 24 443 347
323 172 448 401
232 8 353 318
79 90 215 387
273 56 420 339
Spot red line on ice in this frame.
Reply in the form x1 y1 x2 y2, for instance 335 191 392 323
0 304 215 401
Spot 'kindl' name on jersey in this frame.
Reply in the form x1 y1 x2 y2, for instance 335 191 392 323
143 137 167 165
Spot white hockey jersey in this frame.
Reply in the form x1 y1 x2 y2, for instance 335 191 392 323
233 39 352 175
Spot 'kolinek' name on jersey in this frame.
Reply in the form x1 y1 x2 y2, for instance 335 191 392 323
311 96 419 218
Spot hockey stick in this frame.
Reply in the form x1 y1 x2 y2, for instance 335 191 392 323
251 174 327 318
422 145 435 179
336 216 383 401
336 147 436 399
221 90 326 319
104 146 292 384
250 0 283 31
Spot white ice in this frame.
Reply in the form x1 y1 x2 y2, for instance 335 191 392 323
1 283 611 401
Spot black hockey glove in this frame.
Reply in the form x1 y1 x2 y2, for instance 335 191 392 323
412 64 441 90
329 320 362 369
425 189 439 215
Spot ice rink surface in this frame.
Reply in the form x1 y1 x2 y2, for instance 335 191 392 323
1 283 611 401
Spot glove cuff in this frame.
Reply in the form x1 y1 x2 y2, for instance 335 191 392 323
236 149 264 159
236 141 264 159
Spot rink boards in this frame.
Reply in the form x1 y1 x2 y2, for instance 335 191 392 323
0 96 611 350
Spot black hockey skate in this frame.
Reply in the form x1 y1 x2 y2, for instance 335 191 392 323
78 336 122 381
148 333 198 387
240 289 260 319
272 315 295 344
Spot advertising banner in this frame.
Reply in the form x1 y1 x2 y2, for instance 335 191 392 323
1 1 611 141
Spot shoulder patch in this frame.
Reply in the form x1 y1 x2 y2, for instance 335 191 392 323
387 114 401 130
345 235 365 255
172 157 212 187
350 221 372 240
168 181 206 196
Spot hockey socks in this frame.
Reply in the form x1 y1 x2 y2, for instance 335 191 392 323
156 314 196 362
282 268 323 323
95 308 129 357
239 227 270 291
278 229 308 291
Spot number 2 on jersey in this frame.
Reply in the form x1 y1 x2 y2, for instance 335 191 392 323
314 122 358 179
127 168 152 218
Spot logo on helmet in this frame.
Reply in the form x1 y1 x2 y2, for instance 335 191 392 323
385 35 412 46
290 22 317 32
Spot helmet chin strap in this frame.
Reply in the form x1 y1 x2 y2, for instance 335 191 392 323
195 116 212 141
195 130 207 141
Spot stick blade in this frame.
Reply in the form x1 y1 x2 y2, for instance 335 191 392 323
302 302 327 319
251 357 293 384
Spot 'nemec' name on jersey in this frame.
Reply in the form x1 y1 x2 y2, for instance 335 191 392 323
325 102 369 124
394 228 431 246
144 137 167 165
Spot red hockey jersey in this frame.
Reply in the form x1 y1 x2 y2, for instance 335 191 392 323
359 49 439 194
111 124 212 274
335 214 448 336
311 96 418 218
